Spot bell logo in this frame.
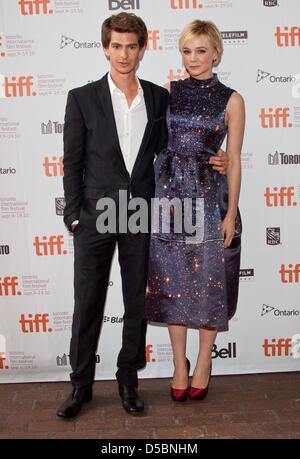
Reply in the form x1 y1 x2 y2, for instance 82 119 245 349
279 264 300 283
1 76 36 98
170 0 203 9
264 186 297 207
263 338 292 356
108 0 140 10
43 156 64 176
19 0 53 15
275 26 300 47
0 276 22 296
33 235 67 256
146 31 162 51
146 344 156 363
19 313 52 333
167 68 189 82
259 107 292 128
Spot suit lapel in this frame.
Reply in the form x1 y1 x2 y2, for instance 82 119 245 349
95 74 128 173
130 79 155 179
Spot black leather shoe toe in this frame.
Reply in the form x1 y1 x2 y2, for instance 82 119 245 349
118 383 144 413
57 386 93 419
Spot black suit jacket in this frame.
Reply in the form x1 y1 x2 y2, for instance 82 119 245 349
63 73 169 231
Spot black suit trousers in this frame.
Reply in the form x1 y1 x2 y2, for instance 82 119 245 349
69 224 149 389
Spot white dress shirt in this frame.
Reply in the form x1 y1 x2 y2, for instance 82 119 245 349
71 73 148 228
107 72 148 175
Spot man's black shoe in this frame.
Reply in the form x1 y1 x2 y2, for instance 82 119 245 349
118 383 144 413
56 385 93 418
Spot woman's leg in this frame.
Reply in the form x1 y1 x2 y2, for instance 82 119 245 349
191 328 217 388
168 324 189 389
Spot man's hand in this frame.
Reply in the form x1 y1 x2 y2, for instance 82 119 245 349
209 148 230 175
71 222 78 232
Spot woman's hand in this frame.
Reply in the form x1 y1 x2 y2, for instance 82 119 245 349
222 215 236 248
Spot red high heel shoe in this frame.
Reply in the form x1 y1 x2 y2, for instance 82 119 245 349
170 358 191 402
189 364 212 400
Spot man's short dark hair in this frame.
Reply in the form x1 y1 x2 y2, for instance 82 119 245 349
101 12 148 49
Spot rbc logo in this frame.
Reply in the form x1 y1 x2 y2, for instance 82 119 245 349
18 0 53 15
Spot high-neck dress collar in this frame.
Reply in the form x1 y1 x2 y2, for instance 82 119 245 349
187 73 219 89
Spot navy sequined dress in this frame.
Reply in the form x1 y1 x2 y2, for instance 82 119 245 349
144 74 242 329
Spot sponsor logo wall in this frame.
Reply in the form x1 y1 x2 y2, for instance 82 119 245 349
0 0 299 382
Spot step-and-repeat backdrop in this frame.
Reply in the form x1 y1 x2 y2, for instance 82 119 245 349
0 0 299 383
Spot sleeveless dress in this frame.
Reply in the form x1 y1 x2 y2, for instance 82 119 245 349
144 74 242 329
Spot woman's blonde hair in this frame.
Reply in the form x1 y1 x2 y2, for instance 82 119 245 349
179 20 223 67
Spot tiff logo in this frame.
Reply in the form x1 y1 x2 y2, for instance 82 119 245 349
18 0 53 15
264 186 297 207
33 235 67 256
108 0 140 9
0 34 5 58
170 0 203 8
0 353 9 370
146 31 162 51
167 68 189 82
41 120 64 134
279 264 300 284
146 344 156 363
275 26 300 47
1 76 36 98
263 338 292 357
19 313 52 333
43 156 63 176
0 276 21 296
0 334 8 370
259 107 292 128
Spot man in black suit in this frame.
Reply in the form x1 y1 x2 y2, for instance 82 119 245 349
57 12 228 418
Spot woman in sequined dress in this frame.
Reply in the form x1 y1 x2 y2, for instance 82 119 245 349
145 20 245 401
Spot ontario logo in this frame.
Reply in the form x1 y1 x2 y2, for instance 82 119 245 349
257 69 296 84
261 304 299 317
60 35 101 50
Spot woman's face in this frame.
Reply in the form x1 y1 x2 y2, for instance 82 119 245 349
181 34 217 80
